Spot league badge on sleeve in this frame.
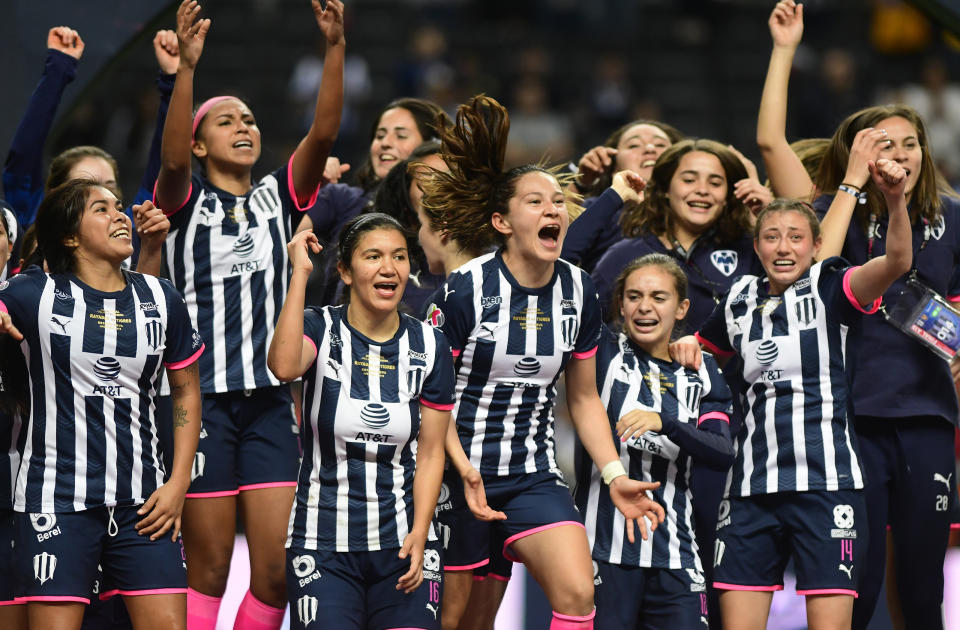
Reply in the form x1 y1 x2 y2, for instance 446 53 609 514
426 303 445 328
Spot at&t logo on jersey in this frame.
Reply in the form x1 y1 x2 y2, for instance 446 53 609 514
355 403 393 443
292 554 321 587
34 552 57 584
30 513 61 542
755 340 783 382
232 231 256 258
830 503 857 539
297 595 318 626
426 304 445 328
92 357 124 397
513 357 541 377
710 250 738 277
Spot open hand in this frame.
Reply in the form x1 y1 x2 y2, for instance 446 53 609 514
176 0 211 71
769 0 803 49
136 478 188 541
313 0 345 47
462 468 507 522
608 477 664 544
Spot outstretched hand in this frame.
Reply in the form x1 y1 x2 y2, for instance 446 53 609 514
575 146 618 190
769 0 803 49
608 477 664 544
154 29 180 74
868 158 907 200
287 230 322 273
176 0 211 71
48 27 84 59
313 0 345 47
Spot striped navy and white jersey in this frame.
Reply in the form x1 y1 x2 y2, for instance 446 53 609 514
0 267 204 512
425 251 602 477
160 157 313 393
288 305 455 552
697 257 873 498
576 328 733 570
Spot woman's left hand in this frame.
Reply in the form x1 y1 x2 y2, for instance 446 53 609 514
616 409 662 442
396 530 427 594
134 201 171 251
734 178 774 216
669 335 702 370
286 231 322 273
608 477 664 544
313 0 345 47
136 477 189 541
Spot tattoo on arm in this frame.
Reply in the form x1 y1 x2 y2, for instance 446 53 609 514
173 405 189 428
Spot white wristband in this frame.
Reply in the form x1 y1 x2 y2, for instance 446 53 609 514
601 460 627 485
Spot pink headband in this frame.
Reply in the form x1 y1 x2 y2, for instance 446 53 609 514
192 96 238 139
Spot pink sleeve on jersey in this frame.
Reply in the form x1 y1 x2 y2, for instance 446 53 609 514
303 334 318 361
421 399 455 411
0 300 7 314
286 153 321 213
949 295 960 303
572 346 598 360
153 179 193 217
842 267 882 314
697 411 730 426
165 344 204 370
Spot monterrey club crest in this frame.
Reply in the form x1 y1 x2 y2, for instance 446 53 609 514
710 250 738 277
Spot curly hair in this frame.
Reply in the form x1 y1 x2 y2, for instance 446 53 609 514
620 139 751 246
815 104 957 228
417 95 581 254
583 119 685 196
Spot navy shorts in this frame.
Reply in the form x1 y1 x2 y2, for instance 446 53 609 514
713 490 866 596
474 529 513 582
594 560 708 630
286 541 443 630
187 386 300 497
0 510 18 605
14 506 186 603
440 470 582 570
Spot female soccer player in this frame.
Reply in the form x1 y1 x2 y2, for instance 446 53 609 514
577 254 734 628
153 1 344 628
419 95 665 630
814 102 960 630
673 158 913 630
268 214 453 629
0 179 203 630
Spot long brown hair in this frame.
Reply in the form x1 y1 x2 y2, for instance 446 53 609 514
815 104 956 226
620 139 751 245
417 95 581 255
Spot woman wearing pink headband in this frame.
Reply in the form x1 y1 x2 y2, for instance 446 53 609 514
153 2 345 629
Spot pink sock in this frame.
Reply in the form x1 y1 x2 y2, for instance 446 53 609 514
233 590 286 630
187 588 222 630
549 609 595 629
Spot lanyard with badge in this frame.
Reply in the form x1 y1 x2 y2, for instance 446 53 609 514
869 212 960 360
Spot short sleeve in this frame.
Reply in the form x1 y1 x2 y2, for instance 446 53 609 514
697 354 733 426
695 295 735 358
302 306 327 360
162 280 204 369
423 272 476 356
420 327 456 410
573 273 602 358
0 267 45 327
595 325 621 388
815 256 877 324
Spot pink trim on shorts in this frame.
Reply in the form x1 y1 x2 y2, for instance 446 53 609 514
17 595 90 604
444 558 489 572
951 522 960 530
0 301 7 314
796 588 857 598
842 267 881 314
698 411 730 426
185 489 240 498
286 153 321 212
304 335 318 361
421 398 455 411
694 332 734 358
487 572 510 583
553 609 596 621
572 346 598 360
502 521 585 562
0 599 23 606
451 349 462 357
238 482 297 491
99 588 187 600
154 179 194 217
713 582 783 592
165 345 205 370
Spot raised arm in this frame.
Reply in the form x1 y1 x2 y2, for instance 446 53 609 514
846 159 912 305
561 170 644 264
268 231 323 381
155 0 210 212
757 0 813 200
3 27 84 226
289 0 346 207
